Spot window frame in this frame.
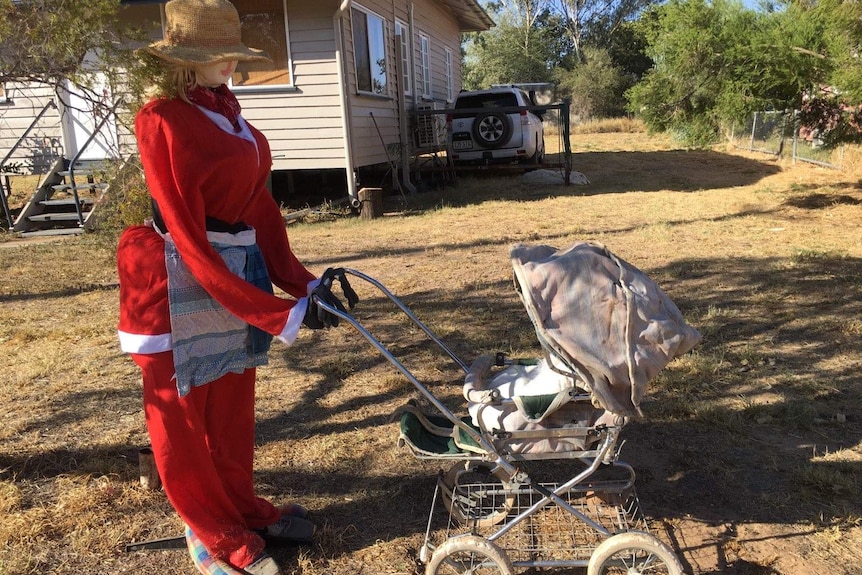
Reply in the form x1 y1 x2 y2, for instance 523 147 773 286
394 20 412 96
351 4 389 97
418 33 431 99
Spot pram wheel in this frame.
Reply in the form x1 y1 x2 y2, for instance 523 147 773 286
440 462 515 528
426 535 514 575
587 531 684 575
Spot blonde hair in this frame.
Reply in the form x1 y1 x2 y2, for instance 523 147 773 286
171 67 201 104
139 53 202 104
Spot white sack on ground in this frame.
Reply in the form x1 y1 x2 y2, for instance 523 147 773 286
521 169 590 185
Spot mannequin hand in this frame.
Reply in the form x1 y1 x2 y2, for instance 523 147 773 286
303 281 347 329
320 267 359 309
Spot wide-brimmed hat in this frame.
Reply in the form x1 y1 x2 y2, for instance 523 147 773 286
141 0 271 66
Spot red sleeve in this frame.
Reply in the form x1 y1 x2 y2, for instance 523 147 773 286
244 185 316 298
135 102 298 336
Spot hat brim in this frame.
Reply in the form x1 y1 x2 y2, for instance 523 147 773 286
141 41 272 66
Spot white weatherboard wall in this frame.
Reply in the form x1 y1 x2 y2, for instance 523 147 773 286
342 0 462 169
237 1 347 171
0 83 61 173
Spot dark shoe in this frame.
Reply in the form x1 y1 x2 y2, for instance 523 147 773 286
240 553 282 575
255 515 315 546
278 502 309 520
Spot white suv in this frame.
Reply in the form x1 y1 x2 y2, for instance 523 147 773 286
448 86 545 166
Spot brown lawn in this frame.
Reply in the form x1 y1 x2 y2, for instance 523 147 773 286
1 128 860 575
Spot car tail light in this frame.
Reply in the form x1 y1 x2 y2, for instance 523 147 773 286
446 113 453 127
520 110 528 126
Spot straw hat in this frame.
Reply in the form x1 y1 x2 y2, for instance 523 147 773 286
141 0 271 66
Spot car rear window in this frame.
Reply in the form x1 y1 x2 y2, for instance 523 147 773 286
454 93 519 110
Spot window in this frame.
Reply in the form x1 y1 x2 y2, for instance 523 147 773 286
231 0 292 88
395 20 412 96
444 48 453 102
418 34 431 98
351 6 388 95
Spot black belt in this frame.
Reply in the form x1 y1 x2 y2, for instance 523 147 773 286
152 199 248 234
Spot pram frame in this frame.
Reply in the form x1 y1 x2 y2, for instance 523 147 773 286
315 270 683 575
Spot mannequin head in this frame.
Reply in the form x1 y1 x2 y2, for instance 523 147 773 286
195 60 238 88
141 0 269 66
138 0 270 100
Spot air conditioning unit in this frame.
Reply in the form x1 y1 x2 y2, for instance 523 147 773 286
415 101 447 148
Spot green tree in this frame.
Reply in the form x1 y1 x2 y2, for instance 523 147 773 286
556 0 658 63
591 20 652 83
821 0 862 100
556 46 629 119
464 0 653 89
626 0 830 145
0 0 151 231
0 0 147 118
463 11 559 88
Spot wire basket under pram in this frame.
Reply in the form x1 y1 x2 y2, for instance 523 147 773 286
320 242 700 575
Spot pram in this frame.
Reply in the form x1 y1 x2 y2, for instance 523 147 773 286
321 242 701 575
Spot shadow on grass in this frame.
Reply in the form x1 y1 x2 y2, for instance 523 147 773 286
397 149 786 211
303 205 786 270
568 149 783 195
1 216 858 573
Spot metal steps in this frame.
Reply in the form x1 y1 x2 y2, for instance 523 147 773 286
13 159 110 237
16 227 86 237
38 197 95 207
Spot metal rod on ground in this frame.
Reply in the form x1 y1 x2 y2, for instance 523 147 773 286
369 112 408 204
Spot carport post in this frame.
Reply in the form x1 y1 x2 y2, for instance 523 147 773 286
562 98 572 185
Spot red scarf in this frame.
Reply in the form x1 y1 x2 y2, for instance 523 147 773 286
188 84 242 131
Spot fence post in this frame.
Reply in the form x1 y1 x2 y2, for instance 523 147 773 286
749 111 757 150
792 110 799 164
358 187 383 219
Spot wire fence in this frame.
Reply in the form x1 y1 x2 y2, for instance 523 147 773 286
730 110 845 170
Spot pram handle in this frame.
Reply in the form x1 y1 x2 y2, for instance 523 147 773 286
312 269 470 373
311 269 517 472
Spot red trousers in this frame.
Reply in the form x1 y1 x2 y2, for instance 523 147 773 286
133 351 280 568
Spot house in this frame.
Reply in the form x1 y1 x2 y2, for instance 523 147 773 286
0 0 493 233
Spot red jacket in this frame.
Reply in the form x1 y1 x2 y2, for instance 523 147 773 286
117 97 315 353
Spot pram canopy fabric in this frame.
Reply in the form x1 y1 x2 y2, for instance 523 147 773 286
510 242 701 417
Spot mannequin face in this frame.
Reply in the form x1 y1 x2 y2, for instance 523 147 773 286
195 60 238 88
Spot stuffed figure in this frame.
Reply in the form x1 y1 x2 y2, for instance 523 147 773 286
116 1 355 573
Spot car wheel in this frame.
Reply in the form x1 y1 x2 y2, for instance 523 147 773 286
472 111 513 149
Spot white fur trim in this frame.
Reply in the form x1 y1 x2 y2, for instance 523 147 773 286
118 330 172 354
277 297 308 345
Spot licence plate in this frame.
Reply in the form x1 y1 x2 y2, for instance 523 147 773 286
452 140 473 150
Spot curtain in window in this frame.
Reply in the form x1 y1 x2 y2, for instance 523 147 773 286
233 0 291 87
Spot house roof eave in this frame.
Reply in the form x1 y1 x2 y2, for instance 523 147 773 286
437 0 494 32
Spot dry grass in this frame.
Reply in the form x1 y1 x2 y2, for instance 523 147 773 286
571 116 647 134
1 129 861 575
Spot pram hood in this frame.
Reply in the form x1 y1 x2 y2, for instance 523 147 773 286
510 242 701 417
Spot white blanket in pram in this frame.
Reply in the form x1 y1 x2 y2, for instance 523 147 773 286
463 355 618 454
510 242 701 417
